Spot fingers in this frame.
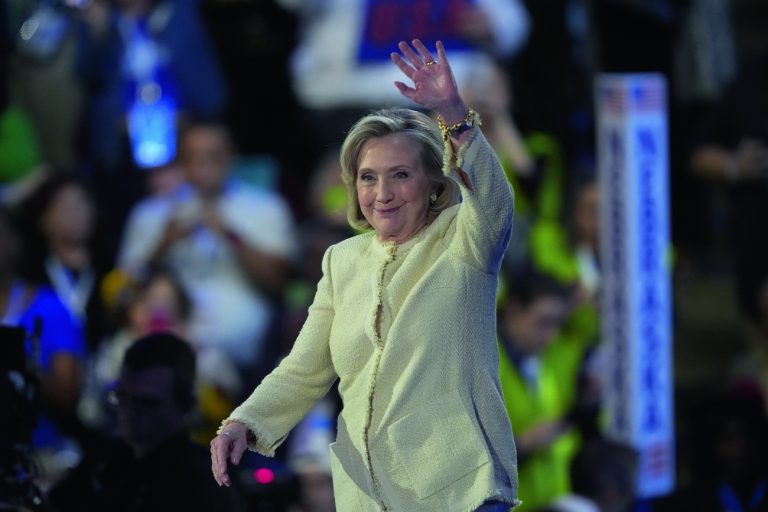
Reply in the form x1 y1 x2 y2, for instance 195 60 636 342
210 434 233 487
393 81 411 94
211 423 252 487
230 434 247 465
398 40 426 69
412 38 436 65
391 39 442 74
394 81 417 103
391 38 459 108
390 52 415 80
436 40 448 65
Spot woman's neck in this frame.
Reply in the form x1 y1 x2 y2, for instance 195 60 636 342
377 215 431 245
50 239 90 271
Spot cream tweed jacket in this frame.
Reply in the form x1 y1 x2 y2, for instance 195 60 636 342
222 129 519 511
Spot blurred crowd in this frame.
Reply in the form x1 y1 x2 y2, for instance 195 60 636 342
1 0 768 511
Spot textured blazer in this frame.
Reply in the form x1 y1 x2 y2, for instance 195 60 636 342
223 129 519 511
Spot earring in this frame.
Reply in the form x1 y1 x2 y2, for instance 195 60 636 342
429 192 437 204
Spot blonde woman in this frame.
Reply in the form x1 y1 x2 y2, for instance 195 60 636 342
211 39 519 512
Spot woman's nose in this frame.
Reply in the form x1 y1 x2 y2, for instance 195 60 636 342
376 181 394 203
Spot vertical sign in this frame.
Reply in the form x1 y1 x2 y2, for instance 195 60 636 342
596 74 675 498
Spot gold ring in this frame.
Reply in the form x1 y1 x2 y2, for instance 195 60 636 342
425 60 437 66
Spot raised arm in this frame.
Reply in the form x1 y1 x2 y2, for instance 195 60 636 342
391 40 474 145
391 40 514 273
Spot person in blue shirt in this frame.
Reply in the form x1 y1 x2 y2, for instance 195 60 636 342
75 0 227 173
0 205 86 452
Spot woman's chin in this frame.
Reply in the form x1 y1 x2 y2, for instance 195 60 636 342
375 224 425 243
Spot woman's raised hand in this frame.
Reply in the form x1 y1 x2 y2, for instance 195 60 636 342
210 421 249 487
391 39 468 125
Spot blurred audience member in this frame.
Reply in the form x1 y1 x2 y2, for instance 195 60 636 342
461 59 534 183
143 160 185 197
0 74 42 190
525 173 601 357
541 439 638 512
17 174 109 350
77 267 191 432
74 0 227 172
71 0 229 268
530 173 599 305
117 120 296 388
277 0 530 156
689 53 768 326
305 148 351 231
659 386 768 512
498 269 590 511
0 206 86 480
730 274 768 412
50 332 245 511
0 47 49 209
460 59 570 277
673 0 736 106
9 0 84 170
282 147 352 354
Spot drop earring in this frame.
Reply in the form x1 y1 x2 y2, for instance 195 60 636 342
429 192 437 205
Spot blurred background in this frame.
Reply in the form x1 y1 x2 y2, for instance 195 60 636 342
1 0 767 511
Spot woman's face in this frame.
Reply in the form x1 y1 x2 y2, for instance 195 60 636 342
128 277 185 335
356 134 432 243
42 184 95 243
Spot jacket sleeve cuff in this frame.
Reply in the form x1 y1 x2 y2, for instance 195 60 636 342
218 416 288 458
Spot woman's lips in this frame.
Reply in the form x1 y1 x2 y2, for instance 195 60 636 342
375 206 401 216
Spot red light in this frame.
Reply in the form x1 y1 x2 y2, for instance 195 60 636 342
254 468 275 484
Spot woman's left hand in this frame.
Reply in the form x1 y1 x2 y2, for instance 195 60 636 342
391 39 468 124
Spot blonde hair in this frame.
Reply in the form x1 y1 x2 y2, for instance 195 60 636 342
340 108 461 231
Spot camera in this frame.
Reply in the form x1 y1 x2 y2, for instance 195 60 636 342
0 325 48 512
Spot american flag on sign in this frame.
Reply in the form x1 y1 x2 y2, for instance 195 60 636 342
599 85 626 115
645 441 670 477
631 82 666 112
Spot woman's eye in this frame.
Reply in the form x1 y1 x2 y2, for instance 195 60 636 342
394 171 409 179
359 173 375 182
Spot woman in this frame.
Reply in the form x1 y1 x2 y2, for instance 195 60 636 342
0 205 86 456
18 174 107 350
211 39 519 511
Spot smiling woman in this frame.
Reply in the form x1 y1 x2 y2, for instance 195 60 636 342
340 108 461 238
211 39 519 512
355 133 431 243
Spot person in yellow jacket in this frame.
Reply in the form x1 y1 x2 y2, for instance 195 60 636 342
210 39 520 511
498 270 595 511
460 59 566 278
529 175 601 354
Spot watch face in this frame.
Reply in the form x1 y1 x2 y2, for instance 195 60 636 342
439 109 479 140
454 122 471 135
452 109 479 134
